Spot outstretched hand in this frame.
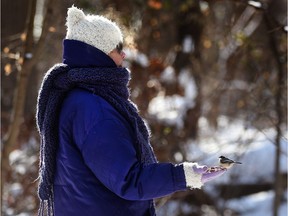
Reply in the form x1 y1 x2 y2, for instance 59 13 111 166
192 164 227 184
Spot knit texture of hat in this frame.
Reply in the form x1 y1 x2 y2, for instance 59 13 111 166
65 6 123 54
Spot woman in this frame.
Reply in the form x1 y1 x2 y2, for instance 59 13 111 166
36 6 226 216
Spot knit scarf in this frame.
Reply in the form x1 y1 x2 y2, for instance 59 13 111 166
36 63 157 215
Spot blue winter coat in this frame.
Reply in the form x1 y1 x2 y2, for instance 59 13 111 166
53 40 188 215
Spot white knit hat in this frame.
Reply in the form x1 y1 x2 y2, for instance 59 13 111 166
65 6 123 54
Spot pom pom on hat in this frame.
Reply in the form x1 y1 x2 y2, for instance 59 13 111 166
65 6 123 54
66 6 86 29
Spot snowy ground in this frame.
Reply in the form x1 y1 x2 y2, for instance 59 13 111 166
224 189 287 216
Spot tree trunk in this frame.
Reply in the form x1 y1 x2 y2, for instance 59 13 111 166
1 0 55 212
1 0 37 212
263 8 286 216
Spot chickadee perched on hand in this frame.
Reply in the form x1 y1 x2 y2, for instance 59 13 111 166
219 156 242 169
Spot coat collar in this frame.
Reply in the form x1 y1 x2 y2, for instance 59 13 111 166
62 39 117 68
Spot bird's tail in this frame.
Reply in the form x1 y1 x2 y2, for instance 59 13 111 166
234 161 242 164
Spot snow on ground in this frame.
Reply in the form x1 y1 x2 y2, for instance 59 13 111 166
225 190 287 216
156 190 287 216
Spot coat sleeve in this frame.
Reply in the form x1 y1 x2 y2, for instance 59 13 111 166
80 118 188 201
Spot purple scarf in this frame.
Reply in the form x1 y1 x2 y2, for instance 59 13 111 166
36 63 157 215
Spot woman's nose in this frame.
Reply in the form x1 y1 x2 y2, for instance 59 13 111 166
120 51 126 59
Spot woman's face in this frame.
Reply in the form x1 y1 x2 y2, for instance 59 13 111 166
108 43 125 67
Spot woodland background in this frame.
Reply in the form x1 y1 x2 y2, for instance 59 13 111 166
1 0 287 215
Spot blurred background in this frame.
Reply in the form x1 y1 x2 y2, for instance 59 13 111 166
1 0 287 215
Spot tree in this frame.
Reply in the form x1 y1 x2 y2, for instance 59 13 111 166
1 0 74 214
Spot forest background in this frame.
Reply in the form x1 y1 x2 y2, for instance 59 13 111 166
1 0 287 215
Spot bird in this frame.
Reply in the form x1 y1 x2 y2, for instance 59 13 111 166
219 156 242 169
